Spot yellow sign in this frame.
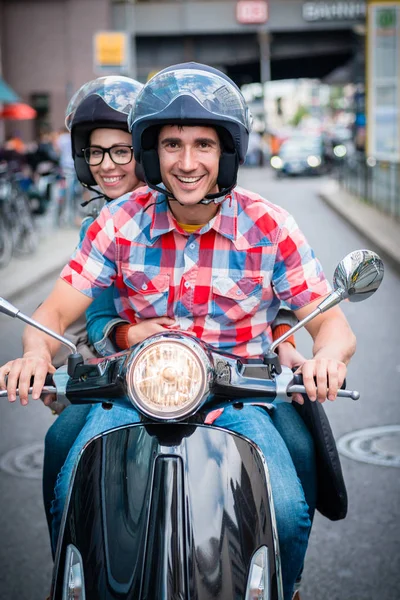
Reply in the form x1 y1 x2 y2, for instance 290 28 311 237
94 32 128 69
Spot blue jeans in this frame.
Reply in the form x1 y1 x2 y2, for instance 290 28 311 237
51 402 313 600
43 405 91 548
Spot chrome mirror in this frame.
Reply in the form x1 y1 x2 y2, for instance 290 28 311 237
333 249 384 302
269 249 384 356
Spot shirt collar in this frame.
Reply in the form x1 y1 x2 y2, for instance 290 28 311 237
148 190 238 242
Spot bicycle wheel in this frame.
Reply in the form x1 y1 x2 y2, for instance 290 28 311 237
0 216 13 268
11 188 38 256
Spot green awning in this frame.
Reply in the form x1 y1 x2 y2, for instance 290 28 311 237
0 77 20 103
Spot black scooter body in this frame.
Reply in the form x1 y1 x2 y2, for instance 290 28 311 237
52 422 281 599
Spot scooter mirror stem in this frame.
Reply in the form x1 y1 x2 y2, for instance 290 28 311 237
0 297 82 372
269 289 344 354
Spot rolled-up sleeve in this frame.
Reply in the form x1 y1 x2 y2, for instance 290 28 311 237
272 213 331 309
60 206 117 299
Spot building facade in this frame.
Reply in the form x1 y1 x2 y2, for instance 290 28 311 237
0 0 366 140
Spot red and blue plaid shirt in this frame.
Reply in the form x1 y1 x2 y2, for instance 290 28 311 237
61 186 330 358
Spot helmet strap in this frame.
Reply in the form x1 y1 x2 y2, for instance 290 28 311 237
79 182 111 207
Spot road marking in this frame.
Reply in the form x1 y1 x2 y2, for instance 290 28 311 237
0 442 43 479
337 425 400 468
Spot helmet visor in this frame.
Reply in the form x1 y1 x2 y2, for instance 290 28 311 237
128 68 252 132
65 76 143 131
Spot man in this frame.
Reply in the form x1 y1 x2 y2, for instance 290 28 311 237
0 63 355 600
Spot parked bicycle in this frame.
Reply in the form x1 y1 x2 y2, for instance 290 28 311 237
0 161 38 268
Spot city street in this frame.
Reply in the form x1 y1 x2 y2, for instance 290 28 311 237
0 169 399 599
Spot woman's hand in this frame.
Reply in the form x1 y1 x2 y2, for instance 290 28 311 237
0 351 55 405
127 317 177 347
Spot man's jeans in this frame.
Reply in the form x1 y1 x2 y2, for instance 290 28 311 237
51 402 314 600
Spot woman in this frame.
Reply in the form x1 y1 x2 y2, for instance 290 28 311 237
43 75 147 547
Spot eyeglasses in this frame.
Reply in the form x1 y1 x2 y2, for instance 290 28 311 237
83 145 134 166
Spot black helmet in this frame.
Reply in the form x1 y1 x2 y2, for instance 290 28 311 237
128 62 252 200
65 76 143 187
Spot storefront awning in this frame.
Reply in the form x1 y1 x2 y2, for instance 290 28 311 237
0 77 20 103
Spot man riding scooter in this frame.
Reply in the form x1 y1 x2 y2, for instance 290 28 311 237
0 63 356 600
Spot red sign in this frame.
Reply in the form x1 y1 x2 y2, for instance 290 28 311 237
236 0 268 24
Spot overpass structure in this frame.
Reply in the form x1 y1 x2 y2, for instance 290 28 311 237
0 0 366 138
112 0 366 85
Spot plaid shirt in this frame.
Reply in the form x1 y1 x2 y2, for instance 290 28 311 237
61 186 330 358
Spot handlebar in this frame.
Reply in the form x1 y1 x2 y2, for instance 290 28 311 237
0 373 56 399
0 386 57 398
287 384 359 401
286 374 359 401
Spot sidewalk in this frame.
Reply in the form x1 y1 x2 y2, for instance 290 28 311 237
1 226 80 301
319 179 400 270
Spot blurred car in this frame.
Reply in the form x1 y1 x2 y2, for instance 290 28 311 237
323 126 355 168
270 137 325 177
244 131 264 166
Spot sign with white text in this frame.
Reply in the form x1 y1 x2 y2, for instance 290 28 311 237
302 1 366 21
236 0 268 24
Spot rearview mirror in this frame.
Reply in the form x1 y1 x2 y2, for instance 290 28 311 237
333 249 384 303
269 249 384 357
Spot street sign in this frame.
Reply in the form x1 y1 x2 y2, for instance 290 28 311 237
236 1 268 24
302 1 366 21
93 31 129 73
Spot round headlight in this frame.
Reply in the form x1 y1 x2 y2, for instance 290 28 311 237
270 155 283 169
126 337 209 420
333 144 347 158
307 154 321 167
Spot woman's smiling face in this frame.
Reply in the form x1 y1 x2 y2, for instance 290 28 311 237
89 128 142 198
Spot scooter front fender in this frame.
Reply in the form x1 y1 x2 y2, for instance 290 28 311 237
53 423 282 599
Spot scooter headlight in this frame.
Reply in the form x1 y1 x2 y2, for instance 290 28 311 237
126 335 209 420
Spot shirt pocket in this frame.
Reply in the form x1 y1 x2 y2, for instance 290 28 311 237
211 276 263 325
123 268 170 319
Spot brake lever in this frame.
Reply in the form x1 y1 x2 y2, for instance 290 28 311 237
287 384 360 401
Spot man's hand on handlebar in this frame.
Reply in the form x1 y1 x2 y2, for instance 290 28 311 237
0 352 55 405
294 357 347 403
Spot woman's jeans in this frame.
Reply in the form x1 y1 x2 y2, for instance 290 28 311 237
43 405 91 547
51 401 315 600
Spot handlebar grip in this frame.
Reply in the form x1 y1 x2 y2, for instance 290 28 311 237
44 373 55 386
291 373 346 390
29 373 55 387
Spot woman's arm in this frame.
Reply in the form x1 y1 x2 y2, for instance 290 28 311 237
85 285 129 355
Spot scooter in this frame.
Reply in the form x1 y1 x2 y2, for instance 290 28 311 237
0 249 384 600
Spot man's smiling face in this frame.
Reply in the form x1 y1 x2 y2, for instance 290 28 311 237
158 125 221 205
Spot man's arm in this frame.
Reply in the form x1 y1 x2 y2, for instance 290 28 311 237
0 279 93 404
294 297 356 403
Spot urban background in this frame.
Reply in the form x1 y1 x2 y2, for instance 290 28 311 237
0 1 399 599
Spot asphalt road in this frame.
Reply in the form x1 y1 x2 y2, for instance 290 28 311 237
0 169 399 599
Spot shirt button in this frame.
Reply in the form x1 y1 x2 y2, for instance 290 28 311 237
236 290 242 296
184 281 191 289
142 284 148 291
189 243 195 249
